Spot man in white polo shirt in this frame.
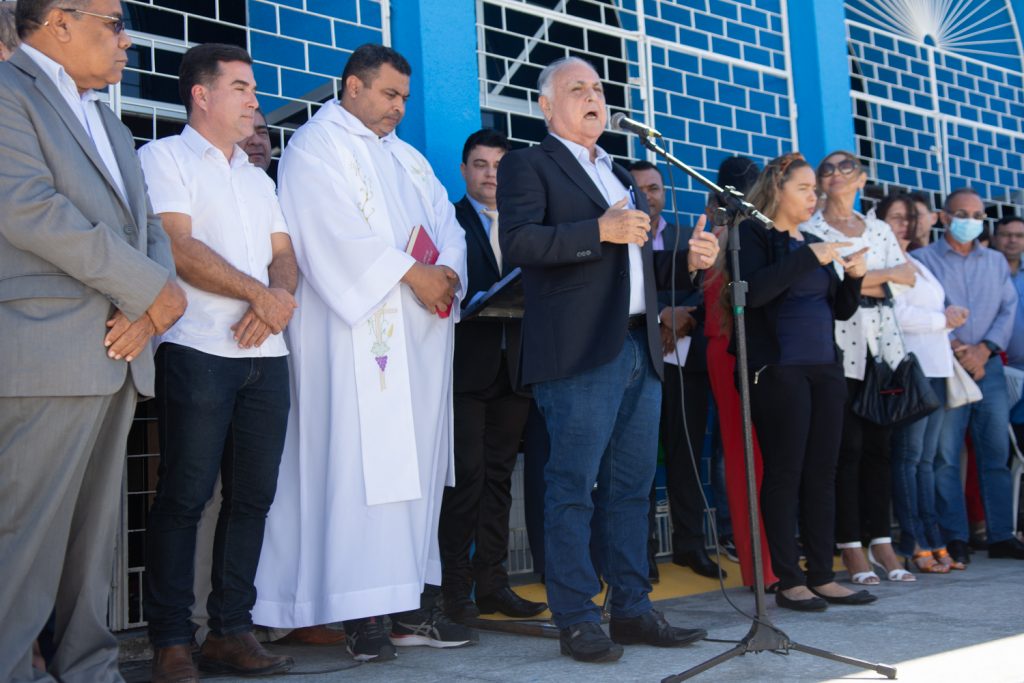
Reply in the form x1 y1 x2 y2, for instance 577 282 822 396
137 43 297 683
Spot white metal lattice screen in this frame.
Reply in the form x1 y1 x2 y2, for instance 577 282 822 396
845 0 1024 221
476 0 796 240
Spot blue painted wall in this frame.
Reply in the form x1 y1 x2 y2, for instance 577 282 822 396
392 0 479 199
787 0 855 164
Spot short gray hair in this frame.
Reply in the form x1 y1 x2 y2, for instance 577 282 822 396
0 2 18 51
537 56 596 101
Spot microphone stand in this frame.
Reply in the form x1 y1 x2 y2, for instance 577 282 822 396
634 133 896 682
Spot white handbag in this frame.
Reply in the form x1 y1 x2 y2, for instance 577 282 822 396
947 358 983 408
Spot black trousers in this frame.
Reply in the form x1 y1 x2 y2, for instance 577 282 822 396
439 356 530 598
659 367 712 554
835 377 894 544
749 363 847 590
522 401 549 572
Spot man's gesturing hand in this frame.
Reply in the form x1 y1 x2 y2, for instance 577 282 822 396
599 197 651 246
686 216 718 271
403 262 457 314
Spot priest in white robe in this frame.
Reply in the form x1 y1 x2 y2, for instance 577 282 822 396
252 44 472 659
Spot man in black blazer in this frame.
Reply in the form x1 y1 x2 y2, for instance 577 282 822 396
630 161 725 580
439 129 547 622
496 57 719 663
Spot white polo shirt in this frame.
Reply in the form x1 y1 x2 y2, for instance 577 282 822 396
139 125 289 358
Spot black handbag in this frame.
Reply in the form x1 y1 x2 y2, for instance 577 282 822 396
852 351 941 428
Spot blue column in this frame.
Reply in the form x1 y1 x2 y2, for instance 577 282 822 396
786 0 855 164
391 0 479 198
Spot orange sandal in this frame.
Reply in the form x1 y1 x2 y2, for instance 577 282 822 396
909 550 950 574
934 547 966 571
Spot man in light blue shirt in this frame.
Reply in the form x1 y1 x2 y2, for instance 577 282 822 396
914 188 1024 562
991 216 1024 370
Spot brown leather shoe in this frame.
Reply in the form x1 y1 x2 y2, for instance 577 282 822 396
151 644 199 683
198 631 294 675
277 624 346 645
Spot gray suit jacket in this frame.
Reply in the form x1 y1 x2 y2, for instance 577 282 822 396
0 49 174 398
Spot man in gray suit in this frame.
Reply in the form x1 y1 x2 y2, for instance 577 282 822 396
0 2 186 681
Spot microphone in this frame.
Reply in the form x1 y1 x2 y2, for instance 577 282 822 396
610 112 662 138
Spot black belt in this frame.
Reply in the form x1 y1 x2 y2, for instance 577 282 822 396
859 296 891 308
627 314 646 330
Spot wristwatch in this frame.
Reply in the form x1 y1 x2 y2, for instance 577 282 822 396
982 340 1000 354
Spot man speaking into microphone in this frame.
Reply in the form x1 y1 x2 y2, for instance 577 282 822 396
496 56 719 663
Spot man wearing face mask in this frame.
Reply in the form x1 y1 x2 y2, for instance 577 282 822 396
914 187 1024 562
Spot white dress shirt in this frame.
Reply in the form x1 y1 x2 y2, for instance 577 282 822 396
138 125 289 358
20 42 128 200
550 133 645 315
894 256 955 378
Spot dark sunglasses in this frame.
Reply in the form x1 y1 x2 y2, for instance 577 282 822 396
819 158 861 177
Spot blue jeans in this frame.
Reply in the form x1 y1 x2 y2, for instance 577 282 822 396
533 328 660 629
891 378 947 554
934 356 1015 544
145 343 290 647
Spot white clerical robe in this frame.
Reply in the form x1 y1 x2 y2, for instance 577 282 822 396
252 100 467 627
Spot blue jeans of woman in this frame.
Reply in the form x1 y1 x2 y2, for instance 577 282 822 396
891 378 947 554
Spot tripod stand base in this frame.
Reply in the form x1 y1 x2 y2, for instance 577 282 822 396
661 617 897 682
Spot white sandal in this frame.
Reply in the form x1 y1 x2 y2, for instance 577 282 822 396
838 542 881 585
850 570 881 585
868 543 916 582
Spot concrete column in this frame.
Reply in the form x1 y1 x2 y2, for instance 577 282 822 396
786 0 856 163
391 0 479 197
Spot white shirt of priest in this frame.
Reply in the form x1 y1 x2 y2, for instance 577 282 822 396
252 100 467 627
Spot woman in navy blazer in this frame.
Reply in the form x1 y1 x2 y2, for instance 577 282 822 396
729 153 875 611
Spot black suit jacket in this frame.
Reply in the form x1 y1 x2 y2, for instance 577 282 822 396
496 135 696 386
730 218 862 369
656 221 707 373
453 195 523 393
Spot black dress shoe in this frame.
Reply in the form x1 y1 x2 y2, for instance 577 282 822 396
559 621 623 663
672 548 727 579
988 537 1024 559
808 587 877 605
475 586 547 618
775 591 827 612
947 539 972 565
441 593 480 622
609 609 706 647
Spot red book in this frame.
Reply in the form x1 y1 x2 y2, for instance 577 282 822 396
405 225 450 318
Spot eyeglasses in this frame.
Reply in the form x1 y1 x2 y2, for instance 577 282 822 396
819 158 861 177
58 7 126 34
950 210 987 220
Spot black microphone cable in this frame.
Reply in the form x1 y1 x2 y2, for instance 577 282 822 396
662 163 786 643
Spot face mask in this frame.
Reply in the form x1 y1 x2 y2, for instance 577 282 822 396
949 217 984 244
